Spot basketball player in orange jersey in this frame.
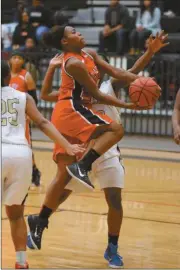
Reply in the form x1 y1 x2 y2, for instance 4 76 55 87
28 26 162 256
172 89 180 144
9 51 41 187
43 25 144 189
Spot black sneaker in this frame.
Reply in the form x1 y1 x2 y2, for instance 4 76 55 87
27 215 48 250
66 163 94 190
32 166 41 187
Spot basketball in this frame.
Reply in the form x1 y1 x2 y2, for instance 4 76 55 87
129 77 161 108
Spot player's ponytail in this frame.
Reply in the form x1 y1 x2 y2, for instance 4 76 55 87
42 25 66 50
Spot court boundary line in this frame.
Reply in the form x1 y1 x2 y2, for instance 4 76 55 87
2 207 180 225
32 139 179 153
28 190 180 194
25 192 180 207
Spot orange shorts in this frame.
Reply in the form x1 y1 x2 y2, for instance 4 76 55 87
51 99 113 162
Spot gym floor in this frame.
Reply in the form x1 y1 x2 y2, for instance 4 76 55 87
2 143 180 269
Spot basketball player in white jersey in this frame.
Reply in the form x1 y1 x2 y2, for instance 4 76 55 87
26 32 168 268
1 60 84 269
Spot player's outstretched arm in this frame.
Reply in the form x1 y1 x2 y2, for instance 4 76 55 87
41 54 62 102
112 31 169 89
172 89 180 144
26 94 84 155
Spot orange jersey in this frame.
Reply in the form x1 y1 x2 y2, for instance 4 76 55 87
9 69 28 92
58 50 100 105
51 50 113 162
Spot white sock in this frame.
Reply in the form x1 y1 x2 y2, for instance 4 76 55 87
16 251 27 264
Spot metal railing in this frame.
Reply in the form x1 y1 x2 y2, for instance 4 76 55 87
2 50 180 136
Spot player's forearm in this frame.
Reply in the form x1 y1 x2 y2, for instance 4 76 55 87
38 119 71 150
128 49 154 74
96 92 128 108
42 91 59 102
41 65 56 101
112 68 138 85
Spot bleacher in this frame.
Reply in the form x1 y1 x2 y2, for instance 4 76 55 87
67 0 180 53
2 0 180 53
69 0 140 50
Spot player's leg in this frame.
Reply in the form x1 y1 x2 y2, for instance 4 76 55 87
27 187 72 250
2 145 32 268
43 154 75 210
67 122 124 187
104 188 123 237
6 204 29 269
91 122 124 154
27 154 74 250
103 188 123 268
93 155 124 268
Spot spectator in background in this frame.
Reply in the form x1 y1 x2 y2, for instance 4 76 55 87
129 0 161 55
29 0 52 41
23 38 39 84
25 37 36 50
14 0 26 22
99 0 130 55
2 22 18 51
12 10 36 50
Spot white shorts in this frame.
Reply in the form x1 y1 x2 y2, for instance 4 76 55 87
66 146 125 192
2 144 32 206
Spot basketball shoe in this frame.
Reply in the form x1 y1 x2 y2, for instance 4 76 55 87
27 215 48 250
66 163 94 189
15 262 29 269
104 243 124 268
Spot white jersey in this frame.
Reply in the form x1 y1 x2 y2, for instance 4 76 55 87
2 86 28 145
92 79 122 161
93 79 121 124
